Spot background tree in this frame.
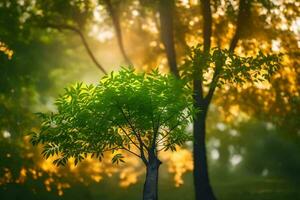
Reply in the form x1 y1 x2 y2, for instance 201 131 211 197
180 45 280 200
1 0 299 199
31 68 194 200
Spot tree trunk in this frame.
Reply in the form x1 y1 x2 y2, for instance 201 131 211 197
143 157 161 200
193 79 216 200
193 110 216 200
158 0 179 77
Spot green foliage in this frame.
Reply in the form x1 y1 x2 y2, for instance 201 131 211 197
31 67 194 166
181 45 281 87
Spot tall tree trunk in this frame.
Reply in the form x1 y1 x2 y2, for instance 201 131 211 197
193 79 216 200
192 1 217 199
158 0 179 77
143 157 161 200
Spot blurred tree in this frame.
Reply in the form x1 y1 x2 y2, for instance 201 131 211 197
180 45 280 200
31 68 194 200
1 0 299 199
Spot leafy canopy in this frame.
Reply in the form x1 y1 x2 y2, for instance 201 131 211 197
31 67 194 166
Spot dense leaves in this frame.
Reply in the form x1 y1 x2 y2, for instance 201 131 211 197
181 45 281 87
31 67 194 166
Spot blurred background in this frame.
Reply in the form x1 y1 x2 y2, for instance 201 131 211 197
0 0 299 199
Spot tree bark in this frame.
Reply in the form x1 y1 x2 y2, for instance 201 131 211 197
143 157 161 200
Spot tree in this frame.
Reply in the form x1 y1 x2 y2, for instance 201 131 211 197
156 0 282 199
31 67 194 200
1 0 297 199
180 45 280 199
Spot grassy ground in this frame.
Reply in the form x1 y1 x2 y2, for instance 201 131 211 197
83 171 300 200
1 170 299 200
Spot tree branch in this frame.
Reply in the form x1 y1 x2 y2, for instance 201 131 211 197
200 0 212 52
116 103 149 153
156 113 188 145
45 23 108 74
121 147 143 160
116 123 140 150
205 63 221 105
229 0 251 52
103 0 132 65
158 0 179 77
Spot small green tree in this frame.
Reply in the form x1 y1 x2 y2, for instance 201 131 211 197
31 67 194 200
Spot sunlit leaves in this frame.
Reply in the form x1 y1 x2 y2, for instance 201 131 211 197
31 67 194 167
112 153 125 164
181 45 281 87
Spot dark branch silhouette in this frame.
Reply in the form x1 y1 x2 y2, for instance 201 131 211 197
103 0 132 65
229 0 251 52
158 0 179 77
45 23 108 74
200 0 213 52
192 1 217 200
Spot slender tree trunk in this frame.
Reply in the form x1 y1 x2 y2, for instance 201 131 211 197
193 79 216 200
193 110 216 200
229 0 251 52
158 0 179 77
143 157 161 200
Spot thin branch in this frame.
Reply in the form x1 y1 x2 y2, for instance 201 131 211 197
157 145 169 152
149 90 159 154
156 114 188 145
117 123 140 150
103 0 132 65
205 63 222 105
116 103 149 153
120 106 150 164
200 0 212 52
121 147 142 159
156 129 170 145
124 146 148 165
102 146 121 153
89 146 120 154
45 23 108 74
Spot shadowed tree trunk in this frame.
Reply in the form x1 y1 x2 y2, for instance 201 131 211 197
193 101 216 200
158 0 179 77
155 0 253 199
191 1 217 199
192 0 252 199
157 0 217 199
229 0 251 51
193 68 217 200
143 155 161 200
